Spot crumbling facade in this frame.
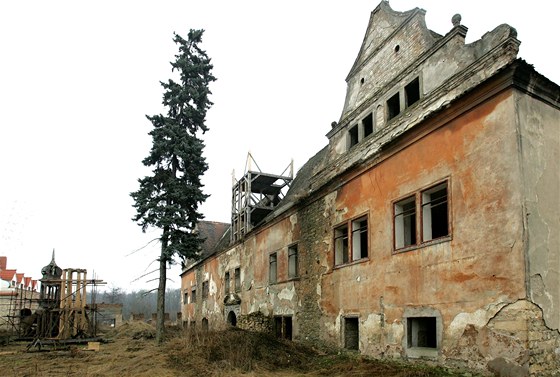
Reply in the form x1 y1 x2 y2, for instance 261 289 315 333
181 2 560 375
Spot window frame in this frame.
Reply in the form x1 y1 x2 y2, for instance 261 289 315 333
234 267 241 292
393 179 451 253
202 281 209 299
334 213 369 267
191 287 197 303
224 271 230 295
269 252 278 284
288 243 299 279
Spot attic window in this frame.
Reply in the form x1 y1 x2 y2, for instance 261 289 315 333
349 125 359 148
363 113 373 138
387 92 401 120
405 77 420 107
394 45 400 53
360 77 365 85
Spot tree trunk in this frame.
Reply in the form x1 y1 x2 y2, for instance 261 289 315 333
156 230 168 345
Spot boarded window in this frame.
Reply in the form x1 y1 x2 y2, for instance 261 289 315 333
269 253 277 284
224 271 230 295
234 268 241 292
288 244 298 279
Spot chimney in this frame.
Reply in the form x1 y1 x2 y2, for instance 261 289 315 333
0 256 7 270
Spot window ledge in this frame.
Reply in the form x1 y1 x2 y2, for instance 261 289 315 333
333 257 370 270
393 236 451 255
270 277 300 286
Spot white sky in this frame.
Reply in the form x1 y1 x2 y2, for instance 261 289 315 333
1 1 558 292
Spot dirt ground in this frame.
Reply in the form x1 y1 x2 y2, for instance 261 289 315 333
0 322 482 377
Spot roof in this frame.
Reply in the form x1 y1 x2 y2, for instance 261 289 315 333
0 269 17 281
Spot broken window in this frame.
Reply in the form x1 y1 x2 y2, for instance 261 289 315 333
422 182 449 241
191 287 196 303
288 244 298 279
224 271 230 295
394 180 450 252
407 317 437 348
351 217 368 261
202 281 209 299
362 112 374 138
274 316 293 340
269 253 277 284
387 92 400 120
394 196 417 249
234 268 241 292
344 317 359 350
349 125 359 148
405 77 420 107
334 224 349 266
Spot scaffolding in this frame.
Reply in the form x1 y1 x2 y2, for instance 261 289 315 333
231 153 293 242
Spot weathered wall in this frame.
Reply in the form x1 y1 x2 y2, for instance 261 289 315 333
515 89 560 331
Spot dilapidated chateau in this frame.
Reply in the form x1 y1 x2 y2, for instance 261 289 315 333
181 2 559 375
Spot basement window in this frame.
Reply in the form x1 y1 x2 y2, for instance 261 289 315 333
288 244 298 279
349 125 359 148
269 252 278 284
387 92 400 120
344 317 359 350
224 271 230 295
422 182 449 242
407 317 437 349
274 316 293 340
202 281 209 299
405 77 420 107
394 196 417 249
334 215 369 266
234 268 241 292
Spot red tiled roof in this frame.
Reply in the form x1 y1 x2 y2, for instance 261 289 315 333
0 269 17 281
16 273 24 283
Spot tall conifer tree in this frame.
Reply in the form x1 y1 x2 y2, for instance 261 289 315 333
131 29 215 344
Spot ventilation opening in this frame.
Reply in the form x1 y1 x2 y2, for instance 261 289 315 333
387 93 400 120
363 113 373 138
407 317 437 348
227 311 237 327
344 317 359 350
405 77 420 107
349 125 359 148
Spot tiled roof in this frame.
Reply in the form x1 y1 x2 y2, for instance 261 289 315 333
0 269 17 281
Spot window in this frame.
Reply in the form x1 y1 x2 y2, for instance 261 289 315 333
387 92 400 120
288 244 298 279
349 125 359 148
334 224 349 265
363 113 374 138
191 287 196 303
422 183 449 241
234 268 241 292
202 281 209 299
407 317 437 348
334 215 369 266
394 181 450 251
344 317 359 350
269 252 277 284
274 316 293 340
183 290 188 304
224 271 230 295
394 196 416 249
405 77 420 107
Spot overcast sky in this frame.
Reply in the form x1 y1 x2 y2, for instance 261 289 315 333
1 1 558 292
